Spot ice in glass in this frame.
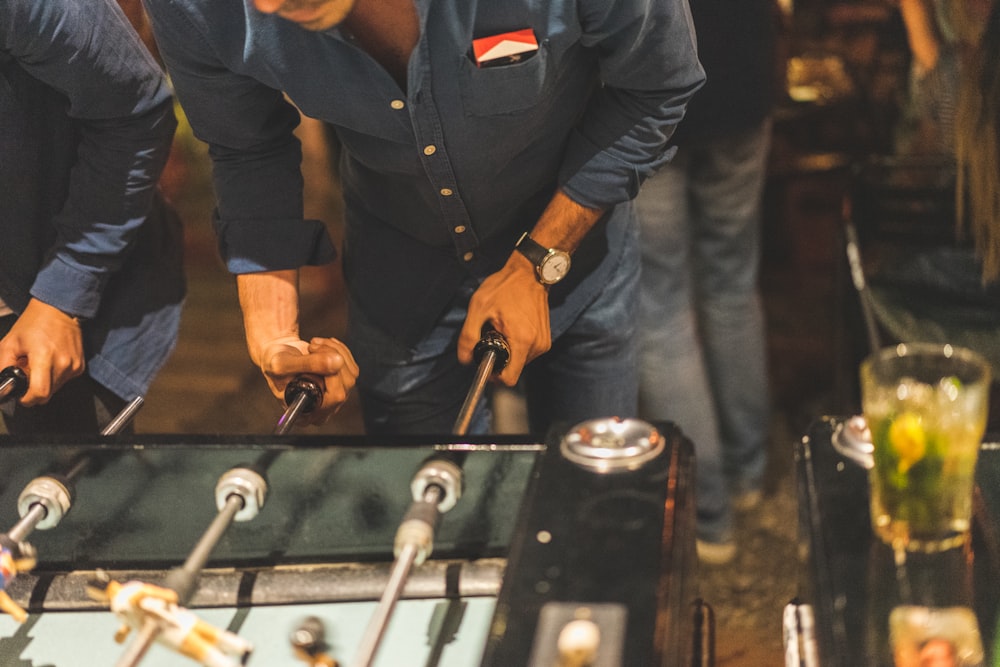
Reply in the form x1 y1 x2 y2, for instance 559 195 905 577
861 344 991 553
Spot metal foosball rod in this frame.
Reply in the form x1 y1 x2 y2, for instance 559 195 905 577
6 391 144 545
113 463 268 667
114 377 321 667
453 327 510 436
0 381 144 623
351 328 510 667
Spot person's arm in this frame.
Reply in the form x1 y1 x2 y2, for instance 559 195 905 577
142 0 353 419
459 0 704 385
238 271 358 422
898 0 941 73
458 192 603 385
0 0 176 404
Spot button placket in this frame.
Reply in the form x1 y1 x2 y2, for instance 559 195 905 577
408 76 481 265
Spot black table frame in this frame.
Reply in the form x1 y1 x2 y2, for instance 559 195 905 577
796 416 1000 666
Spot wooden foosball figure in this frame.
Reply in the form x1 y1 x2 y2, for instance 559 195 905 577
87 577 253 667
0 537 36 623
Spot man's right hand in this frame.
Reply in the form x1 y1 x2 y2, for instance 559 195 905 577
256 334 359 423
0 298 85 406
238 270 358 424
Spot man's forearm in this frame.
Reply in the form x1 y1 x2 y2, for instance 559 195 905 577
236 270 302 366
458 189 607 384
235 268 359 420
526 189 605 254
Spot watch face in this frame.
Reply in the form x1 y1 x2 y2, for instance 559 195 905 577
539 251 571 284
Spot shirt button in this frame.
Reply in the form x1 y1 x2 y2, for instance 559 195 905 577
463 251 474 262
440 188 453 196
454 225 466 234
390 99 405 110
423 145 437 156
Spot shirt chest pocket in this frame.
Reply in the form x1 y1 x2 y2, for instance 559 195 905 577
457 39 550 116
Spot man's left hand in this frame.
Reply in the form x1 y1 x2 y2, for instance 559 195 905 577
458 251 550 386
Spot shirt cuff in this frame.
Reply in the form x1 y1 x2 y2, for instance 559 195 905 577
30 257 103 319
214 216 338 273
559 133 676 210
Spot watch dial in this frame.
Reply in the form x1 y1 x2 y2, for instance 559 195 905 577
541 253 570 282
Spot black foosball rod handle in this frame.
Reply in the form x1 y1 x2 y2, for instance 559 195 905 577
0 366 27 405
452 325 510 436
274 375 325 435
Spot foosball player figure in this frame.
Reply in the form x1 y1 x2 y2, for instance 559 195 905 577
0 536 36 623
86 576 253 667
290 615 339 667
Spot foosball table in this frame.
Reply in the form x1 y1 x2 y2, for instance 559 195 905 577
0 411 700 666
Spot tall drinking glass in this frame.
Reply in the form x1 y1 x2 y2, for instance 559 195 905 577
861 343 992 553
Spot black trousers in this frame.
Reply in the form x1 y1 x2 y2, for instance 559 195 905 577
0 314 126 435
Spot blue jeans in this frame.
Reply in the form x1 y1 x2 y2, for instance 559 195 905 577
347 225 640 437
636 121 771 542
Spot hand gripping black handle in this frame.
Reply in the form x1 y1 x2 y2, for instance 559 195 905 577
473 324 510 374
0 366 28 404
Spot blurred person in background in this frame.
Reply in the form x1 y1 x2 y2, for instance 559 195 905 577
865 0 1000 384
635 0 784 564
893 0 994 156
953 0 1000 284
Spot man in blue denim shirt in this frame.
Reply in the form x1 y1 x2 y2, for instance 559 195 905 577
143 0 703 434
0 0 184 432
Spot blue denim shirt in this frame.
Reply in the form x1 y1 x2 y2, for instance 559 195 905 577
0 0 184 400
144 0 703 343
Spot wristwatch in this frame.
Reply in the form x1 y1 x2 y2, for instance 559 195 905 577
515 232 571 285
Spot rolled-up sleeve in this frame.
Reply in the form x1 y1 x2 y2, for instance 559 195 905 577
2 0 178 319
559 0 704 210
143 0 336 274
